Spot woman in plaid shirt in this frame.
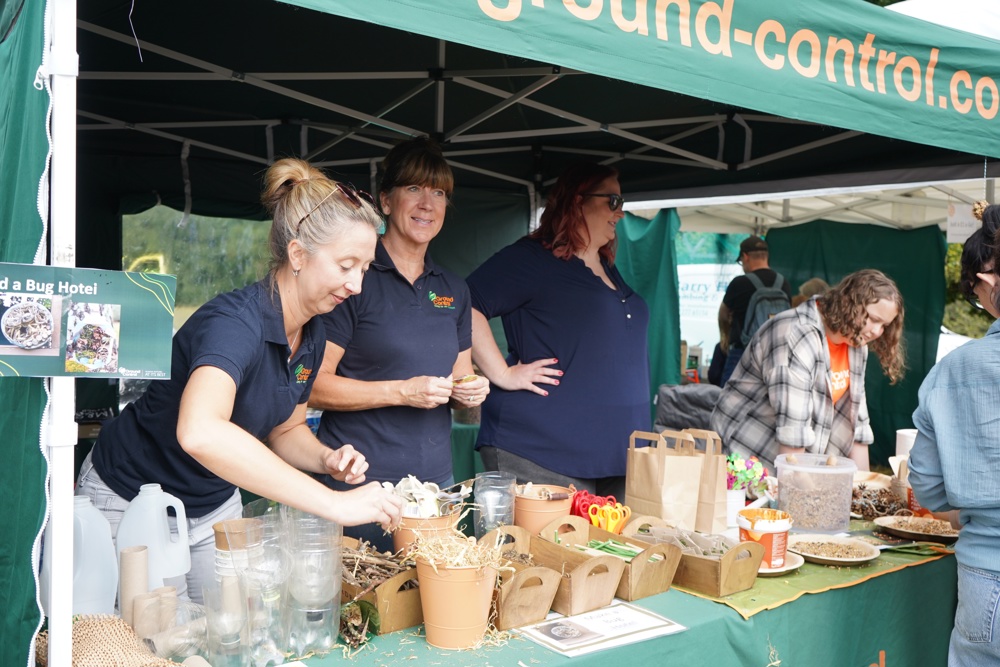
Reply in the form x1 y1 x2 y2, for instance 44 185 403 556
710 269 905 473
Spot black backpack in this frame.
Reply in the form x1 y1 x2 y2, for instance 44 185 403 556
740 273 790 346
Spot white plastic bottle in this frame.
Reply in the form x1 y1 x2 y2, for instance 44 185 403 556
115 484 191 590
40 496 119 616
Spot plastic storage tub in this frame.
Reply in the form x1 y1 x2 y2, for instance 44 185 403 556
776 453 857 533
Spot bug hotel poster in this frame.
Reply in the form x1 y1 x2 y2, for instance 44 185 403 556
0 263 175 379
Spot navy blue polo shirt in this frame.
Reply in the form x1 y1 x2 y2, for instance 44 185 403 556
92 280 324 517
467 237 651 478
317 241 471 486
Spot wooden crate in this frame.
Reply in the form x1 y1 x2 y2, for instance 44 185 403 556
469 527 561 630
484 524 624 617
341 537 422 634
538 515 681 601
623 515 763 598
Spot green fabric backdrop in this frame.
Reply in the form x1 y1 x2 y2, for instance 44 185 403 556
0 0 49 665
766 220 946 467
617 210 683 407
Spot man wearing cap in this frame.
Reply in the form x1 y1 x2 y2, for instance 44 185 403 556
718 236 791 384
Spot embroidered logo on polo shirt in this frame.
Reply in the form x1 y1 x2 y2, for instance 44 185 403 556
294 364 313 384
428 291 455 309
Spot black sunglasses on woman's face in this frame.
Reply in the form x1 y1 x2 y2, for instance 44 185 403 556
582 193 624 212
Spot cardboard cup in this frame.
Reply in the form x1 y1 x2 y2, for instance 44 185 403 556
737 508 792 568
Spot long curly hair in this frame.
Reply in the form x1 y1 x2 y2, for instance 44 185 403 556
530 162 619 263
818 269 905 384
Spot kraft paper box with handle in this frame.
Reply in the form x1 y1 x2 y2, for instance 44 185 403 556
683 428 729 535
625 430 702 531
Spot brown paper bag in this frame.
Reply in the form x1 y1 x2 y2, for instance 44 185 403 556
684 429 729 535
625 430 703 531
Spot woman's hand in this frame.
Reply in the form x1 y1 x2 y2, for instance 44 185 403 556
400 375 454 409
496 358 561 395
449 374 491 407
321 444 369 484
337 482 404 530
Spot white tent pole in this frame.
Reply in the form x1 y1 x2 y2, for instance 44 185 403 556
47 0 79 663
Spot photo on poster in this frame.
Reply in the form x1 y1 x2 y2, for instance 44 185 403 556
532 620 602 647
0 293 63 356
65 302 121 374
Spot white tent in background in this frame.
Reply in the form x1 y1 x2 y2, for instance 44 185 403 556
888 0 1000 40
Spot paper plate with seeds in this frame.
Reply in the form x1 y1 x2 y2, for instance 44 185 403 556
787 535 880 566
873 516 959 545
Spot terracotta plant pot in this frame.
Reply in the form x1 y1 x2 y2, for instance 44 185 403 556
415 559 498 649
392 511 461 553
513 485 573 537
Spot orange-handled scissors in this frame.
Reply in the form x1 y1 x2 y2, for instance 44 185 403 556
589 505 625 533
613 503 632 527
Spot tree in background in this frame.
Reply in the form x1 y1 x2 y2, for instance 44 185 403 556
943 242 994 338
123 206 270 328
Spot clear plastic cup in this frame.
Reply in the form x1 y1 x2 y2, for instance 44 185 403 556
473 471 516 539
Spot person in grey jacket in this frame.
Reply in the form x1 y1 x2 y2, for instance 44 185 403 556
711 269 905 473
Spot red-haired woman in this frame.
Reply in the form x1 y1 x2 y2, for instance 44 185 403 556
466 162 651 500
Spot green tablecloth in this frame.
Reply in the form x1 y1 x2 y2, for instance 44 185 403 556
682 541 951 619
450 421 484 484
307 551 956 667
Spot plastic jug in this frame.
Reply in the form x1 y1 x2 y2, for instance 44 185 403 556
40 496 119 616
116 484 191 589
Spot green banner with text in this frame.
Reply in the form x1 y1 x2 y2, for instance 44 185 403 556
287 0 1000 157
0 263 175 379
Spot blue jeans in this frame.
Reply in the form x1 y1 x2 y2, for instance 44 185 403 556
950 563 1000 666
76 451 243 605
720 347 745 385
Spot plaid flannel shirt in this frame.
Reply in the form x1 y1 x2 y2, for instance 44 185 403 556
710 298 873 472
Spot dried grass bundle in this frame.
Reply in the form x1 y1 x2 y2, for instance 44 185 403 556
403 529 511 573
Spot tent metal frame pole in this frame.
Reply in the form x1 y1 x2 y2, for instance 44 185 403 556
48 0 80 664
738 131 863 170
933 183 984 205
435 41 446 135
79 66 579 81
77 21 419 136
445 74 560 141
77 110 270 164
78 119 281 130
452 77 727 169
597 120 727 169
305 80 436 160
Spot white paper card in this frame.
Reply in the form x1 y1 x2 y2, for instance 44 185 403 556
516 600 687 657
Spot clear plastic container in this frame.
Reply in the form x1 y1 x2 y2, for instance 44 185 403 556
40 496 119 616
116 483 191 589
776 453 857 533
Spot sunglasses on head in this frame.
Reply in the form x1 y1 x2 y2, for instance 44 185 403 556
296 182 377 235
583 192 624 212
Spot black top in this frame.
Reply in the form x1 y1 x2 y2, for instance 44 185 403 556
317 240 472 487
92 281 324 517
722 268 791 350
